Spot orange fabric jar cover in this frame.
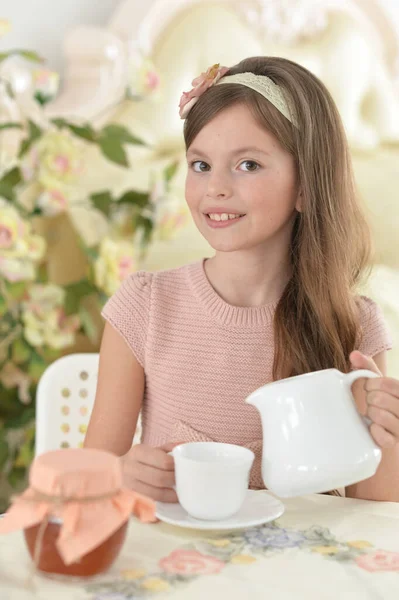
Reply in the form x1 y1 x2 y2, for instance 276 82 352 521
0 448 156 565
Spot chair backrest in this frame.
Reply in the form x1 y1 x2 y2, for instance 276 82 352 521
35 353 100 456
35 352 143 456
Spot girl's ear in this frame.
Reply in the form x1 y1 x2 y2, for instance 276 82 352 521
295 189 302 213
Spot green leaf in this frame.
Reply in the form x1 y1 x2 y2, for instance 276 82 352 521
64 280 96 315
0 182 15 202
12 339 32 364
14 435 35 468
79 305 99 344
28 119 42 141
135 215 154 247
7 466 27 488
164 160 179 182
0 434 9 470
41 347 62 363
18 119 42 158
101 124 145 146
27 353 47 383
118 190 149 208
34 91 53 106
0 49 43 64
18 138 31 158
98 292 109 307
81 245 99 262
0 295 7 317
0 122 22 132
52 119 97 142
51 117 68 128
0 166 22 188
7 281 27 301
99 136 128 167
15 50 44 63
0 385 26 420
90 190 114 216
68 123 97 142
36 263 48 284
4 407 35 430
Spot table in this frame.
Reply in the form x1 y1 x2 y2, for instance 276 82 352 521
1 493 398 600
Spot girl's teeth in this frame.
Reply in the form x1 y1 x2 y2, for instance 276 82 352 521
208 213 242 221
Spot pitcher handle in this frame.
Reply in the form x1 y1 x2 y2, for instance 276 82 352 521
343 369 379 426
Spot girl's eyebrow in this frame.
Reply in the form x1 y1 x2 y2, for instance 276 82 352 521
187 146 271 158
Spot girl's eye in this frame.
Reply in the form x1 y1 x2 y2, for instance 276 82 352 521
191 160 210 172
239 160 260 172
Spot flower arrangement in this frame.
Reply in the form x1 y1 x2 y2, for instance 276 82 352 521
0 22 186 509
179 63 229 118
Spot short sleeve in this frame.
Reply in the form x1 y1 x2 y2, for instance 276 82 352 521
101 271 153 367
357 296 392 357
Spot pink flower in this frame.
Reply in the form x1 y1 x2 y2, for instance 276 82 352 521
118 256 135 280
356 550 399 572
56 307 80 334
37 188 68 217
21 148 39 182
159 550 225 576
33 68 59 98
53 155 70 174
179 63 229 119
145 70 160 92
0 224 13 248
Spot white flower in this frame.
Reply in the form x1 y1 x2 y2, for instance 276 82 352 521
23 128 82 190
154 200 187 241
149 178 187 241
0 198 46 282
22 284 80 349
32 68 59 100
37 188 68 216
94 238 136 296
127 56 161 99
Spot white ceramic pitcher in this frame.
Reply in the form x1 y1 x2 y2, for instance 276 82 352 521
246 368 382 497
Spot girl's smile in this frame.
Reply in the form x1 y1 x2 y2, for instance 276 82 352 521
185 103 300 254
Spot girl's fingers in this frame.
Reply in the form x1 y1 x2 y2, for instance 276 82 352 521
367 405 399 438
135 462 176 489
369 423 396 449
130 480 178 503
133 445 175 470
365 377 399 399
367 391 399 418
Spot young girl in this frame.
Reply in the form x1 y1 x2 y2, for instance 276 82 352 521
85 56 399 502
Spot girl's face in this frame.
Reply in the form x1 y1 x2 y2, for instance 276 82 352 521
185 103 300 255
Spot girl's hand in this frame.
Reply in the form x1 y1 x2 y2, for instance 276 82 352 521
350 351 399 449
121 442 181 503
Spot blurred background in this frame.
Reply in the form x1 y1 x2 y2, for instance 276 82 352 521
0 0 398 509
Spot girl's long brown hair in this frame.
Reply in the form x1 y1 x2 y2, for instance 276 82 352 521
184 56 371 379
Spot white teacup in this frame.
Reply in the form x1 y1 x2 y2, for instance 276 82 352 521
246 368 382 497
171 442 254 520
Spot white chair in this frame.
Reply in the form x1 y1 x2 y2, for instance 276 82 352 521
35 353 142 456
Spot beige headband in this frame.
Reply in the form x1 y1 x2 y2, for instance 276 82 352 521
217 72 297 126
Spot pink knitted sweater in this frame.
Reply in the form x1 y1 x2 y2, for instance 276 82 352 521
102 259 392 488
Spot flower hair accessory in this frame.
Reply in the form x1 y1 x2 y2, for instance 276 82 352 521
179 64 297 126
179 63 230 119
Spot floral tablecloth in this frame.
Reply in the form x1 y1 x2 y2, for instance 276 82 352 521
1 492 398 600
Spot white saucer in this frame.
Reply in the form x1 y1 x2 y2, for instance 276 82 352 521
155 490 285 531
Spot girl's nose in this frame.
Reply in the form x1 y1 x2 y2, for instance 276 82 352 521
206 172 232 199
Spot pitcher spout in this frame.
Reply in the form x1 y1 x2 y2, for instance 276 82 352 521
245 388 266 411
